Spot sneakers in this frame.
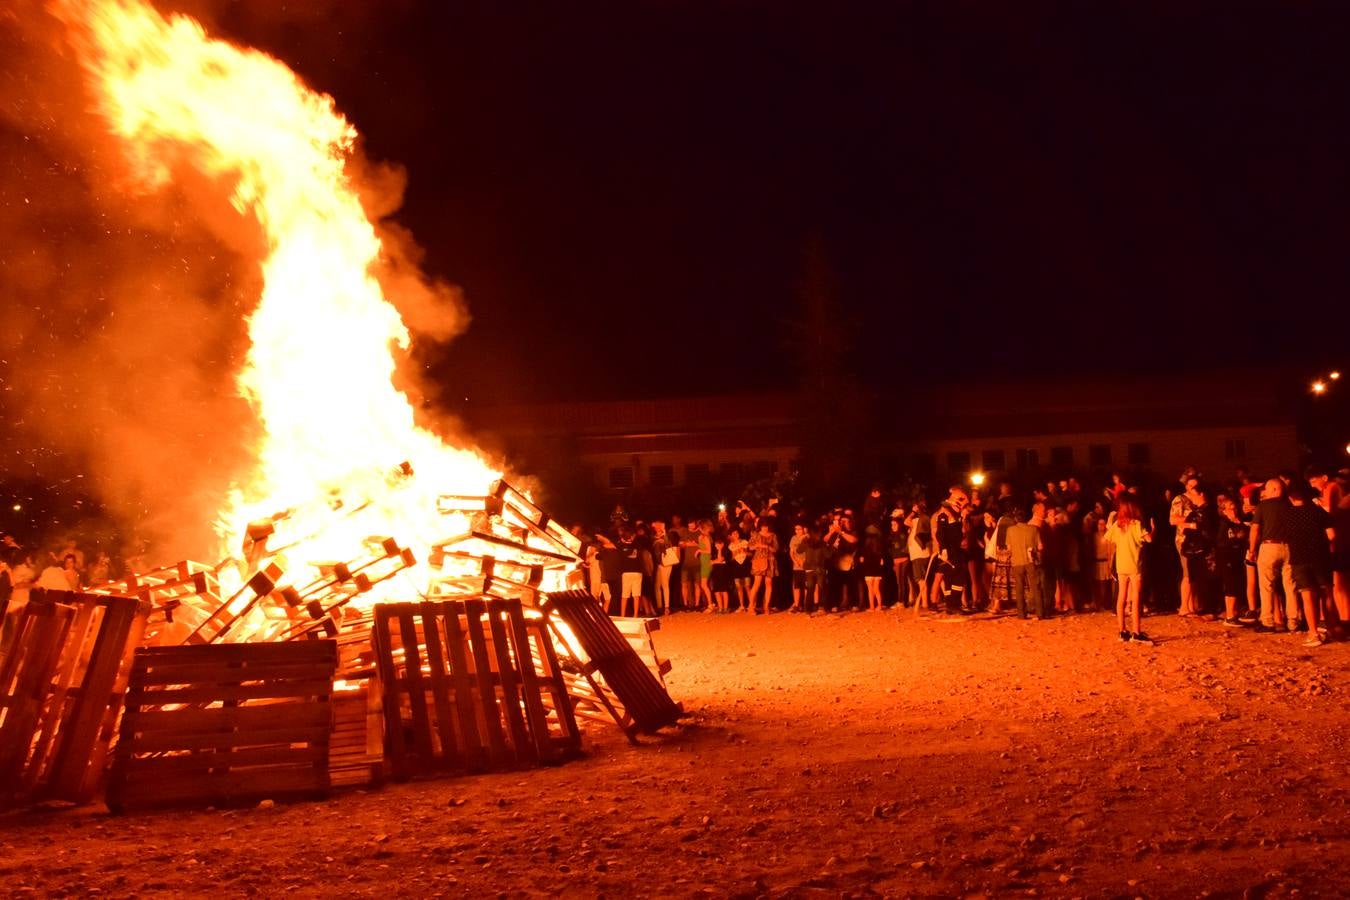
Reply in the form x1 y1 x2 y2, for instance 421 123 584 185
1222 617 1245 628
1303 636 1324 648
1119 630 1130 642
1238 609 1259 622
1252 623 1277 634
1130 632 1154 645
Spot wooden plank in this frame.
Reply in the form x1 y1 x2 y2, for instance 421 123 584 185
485 600 533 765
417 603 462 770
124 701 333 734
370 609 407 779
126 679 336 706
394 605 436 770
117 744 327 775
441 605 485 772
463 600 508 766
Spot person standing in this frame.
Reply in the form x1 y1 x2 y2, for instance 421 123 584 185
858 524 887 611
905 502 932 611
678 518 703 612
788 522 808 612
1285 484 1334 646
886 516 910 608
650 520 677 615
1248 479 1299 633
1216 495 1252 626
748 520 779 614
1106 496 1153 643
1005 507 1043 620
931 487 972 613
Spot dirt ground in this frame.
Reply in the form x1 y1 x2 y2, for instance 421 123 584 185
2 608 1347 899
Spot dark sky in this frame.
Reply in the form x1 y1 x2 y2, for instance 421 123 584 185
194 1 1350 405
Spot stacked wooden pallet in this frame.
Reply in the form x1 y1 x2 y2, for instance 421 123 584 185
106 640 338 811
0 590 148 807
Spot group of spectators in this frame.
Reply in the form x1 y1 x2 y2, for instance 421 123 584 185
0 533 115 645
575 463 1350 648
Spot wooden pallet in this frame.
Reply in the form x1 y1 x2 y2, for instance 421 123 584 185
611 617 672 687
107 640 337 812
329 678 385 788
0 590 148 807
543 591 683 738
371 599 580 781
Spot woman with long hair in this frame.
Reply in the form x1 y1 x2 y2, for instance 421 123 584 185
1106 496 1153 644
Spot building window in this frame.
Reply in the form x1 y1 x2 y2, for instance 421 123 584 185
608 466 634 490
1049 446 1074 470
981 449 1006 472
1127 442 1151 465
946 451 971 474
720 462 746 487
1224 438 1247 460
912 453 937 478
751 460 778 480
648 464 674 488
1089 444 1112 467
685 463 711 485
1015 448 1040 471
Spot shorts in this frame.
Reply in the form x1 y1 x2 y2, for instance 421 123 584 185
1219 561 1245 598
621 572 643 599
910 557 930 583
1291 562 1332 592
791 570 806 589
752 557 778 578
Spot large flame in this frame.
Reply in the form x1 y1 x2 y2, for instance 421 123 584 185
56 0 503 599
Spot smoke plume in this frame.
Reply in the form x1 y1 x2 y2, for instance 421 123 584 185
0 1 472 560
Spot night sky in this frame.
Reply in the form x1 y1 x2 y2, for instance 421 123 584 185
184 1 1349 404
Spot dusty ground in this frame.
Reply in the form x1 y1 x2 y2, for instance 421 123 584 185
2 608 1347 898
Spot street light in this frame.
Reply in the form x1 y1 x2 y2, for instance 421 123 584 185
1330 371 1342 380
1312 380 1327 395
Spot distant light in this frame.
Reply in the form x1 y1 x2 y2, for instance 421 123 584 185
1312 380 1327 395
11 504 19 512
1345 443 1350 456
969 472 986 487
1330 371 1342 381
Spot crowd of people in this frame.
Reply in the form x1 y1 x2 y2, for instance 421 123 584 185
574 464 1350 648
0 533 116 645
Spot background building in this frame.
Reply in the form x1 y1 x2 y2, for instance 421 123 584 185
465 369 1303 518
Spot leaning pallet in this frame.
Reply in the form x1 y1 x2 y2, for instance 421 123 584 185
542 591 683 738
372 599 580 781
0 590 148 807
106 640 338 812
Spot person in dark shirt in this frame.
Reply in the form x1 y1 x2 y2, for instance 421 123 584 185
931 487 972 613
1180 485 1220 617
596 534 624 616
1248 479 1299 632
1215 496 1253 626
1285 484 1334 646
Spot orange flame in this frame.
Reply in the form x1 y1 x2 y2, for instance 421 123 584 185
57 0 506 601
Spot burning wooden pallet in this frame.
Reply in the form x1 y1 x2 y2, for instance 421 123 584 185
0 590 148 807
107 640 338 812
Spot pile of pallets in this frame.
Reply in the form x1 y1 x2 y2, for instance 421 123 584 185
0 478 682 811
0 589 148 807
